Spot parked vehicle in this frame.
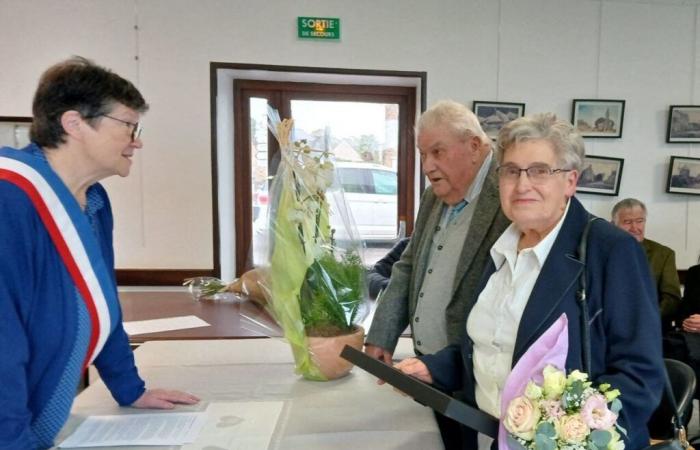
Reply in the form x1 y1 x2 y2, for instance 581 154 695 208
253 161 398 243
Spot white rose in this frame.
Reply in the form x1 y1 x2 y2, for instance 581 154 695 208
542 365 567 400
556 413 590 443
503 396 540 441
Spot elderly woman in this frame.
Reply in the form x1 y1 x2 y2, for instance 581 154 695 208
395 113 664 449
0 57 198 449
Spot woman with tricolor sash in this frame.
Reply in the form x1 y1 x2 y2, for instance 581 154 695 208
0 57 199 449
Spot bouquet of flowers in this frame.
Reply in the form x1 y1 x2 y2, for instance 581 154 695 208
499 314 626 450
503 365 624 450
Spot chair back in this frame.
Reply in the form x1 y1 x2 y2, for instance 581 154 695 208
648 358 696 439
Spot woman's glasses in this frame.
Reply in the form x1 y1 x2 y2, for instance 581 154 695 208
496 163 572 184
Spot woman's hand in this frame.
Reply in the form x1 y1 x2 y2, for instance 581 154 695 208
682 314 700 333
394 357 433 384
131 389 200 409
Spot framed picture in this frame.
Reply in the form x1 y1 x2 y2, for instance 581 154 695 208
666 156 700 195
0 116 32 148
666 105 700 143
472 101 525 140
571 99 625 138
577 155 624 196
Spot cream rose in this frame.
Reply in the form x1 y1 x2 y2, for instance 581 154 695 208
556 413 590 443
503 396 540 440
542 365 567 400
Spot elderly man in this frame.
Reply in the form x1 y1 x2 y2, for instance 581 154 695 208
364 100 509 448
612 198 681 333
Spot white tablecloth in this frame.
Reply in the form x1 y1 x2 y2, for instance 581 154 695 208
55 338 441 449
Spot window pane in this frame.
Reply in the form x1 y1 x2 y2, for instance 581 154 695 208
250 97 269 266
290 100 400 266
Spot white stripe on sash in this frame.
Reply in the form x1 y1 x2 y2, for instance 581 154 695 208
0 156 111 364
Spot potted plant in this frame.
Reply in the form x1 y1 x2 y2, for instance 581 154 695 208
187 109 368 381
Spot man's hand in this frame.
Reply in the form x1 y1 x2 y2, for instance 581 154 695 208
683 314 700 333
364 344 393 364
364 344 394 384
394 357 433 384
131 389 200 409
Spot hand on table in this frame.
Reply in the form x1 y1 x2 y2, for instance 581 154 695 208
131 389 200 409
364 344 393 384
682 314 700 333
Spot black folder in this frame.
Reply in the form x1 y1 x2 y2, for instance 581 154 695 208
340 345 499 438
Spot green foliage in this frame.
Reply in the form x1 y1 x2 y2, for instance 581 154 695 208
298 249 364 336
589 430 611 449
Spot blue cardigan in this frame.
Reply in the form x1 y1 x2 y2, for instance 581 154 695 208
420 197 664 449
0 173 145 449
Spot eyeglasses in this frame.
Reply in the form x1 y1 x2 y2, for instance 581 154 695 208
496 163 572 183
98 114 143 142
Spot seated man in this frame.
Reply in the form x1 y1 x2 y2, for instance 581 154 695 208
612 198 681 334
367 237 410 300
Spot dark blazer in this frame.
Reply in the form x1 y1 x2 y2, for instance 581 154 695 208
366 159 510 352
420 197 664 450
367 237 410 299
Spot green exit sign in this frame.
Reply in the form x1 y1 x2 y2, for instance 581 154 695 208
297 17 340 40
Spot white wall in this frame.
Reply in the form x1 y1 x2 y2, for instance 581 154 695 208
1 0 699 271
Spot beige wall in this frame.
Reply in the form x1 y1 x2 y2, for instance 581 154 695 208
1 0 699 274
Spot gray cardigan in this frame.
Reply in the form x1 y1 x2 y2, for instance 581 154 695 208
365 161 510 353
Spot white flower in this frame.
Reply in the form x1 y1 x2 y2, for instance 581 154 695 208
542 365 567 400
524 380 543 400
503 396 540 441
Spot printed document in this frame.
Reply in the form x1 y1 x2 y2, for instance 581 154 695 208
123 315 210 335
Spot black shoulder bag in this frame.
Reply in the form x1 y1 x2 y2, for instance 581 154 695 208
576 216 690 450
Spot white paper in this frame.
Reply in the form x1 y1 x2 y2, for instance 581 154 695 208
123 315 210 336
59 411 207 448
181 401 284 450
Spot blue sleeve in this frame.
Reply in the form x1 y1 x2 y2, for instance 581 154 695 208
417 344 463 392
90 185 145 406
367 238 410 299
592 231 664 447
0 182 41 449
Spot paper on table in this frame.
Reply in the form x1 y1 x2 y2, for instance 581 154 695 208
182 401 284 450
58 411 207 448
123 315 210 336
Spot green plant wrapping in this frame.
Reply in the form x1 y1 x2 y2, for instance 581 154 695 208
264 110 367 381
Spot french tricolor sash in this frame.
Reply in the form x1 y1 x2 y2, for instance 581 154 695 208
0 146 117 368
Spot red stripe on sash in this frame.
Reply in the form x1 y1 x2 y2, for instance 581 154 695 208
0 169 99 369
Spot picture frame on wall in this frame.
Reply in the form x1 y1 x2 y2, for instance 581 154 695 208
666 105 700 143
571 99 625 138
577 155 624 196
472 101 525 140
0 116 32 149
666 156 700 195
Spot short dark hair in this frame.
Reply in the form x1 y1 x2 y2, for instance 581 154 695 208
30 56 148 148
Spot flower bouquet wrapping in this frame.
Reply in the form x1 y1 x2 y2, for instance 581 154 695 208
247 107 369 381
500 315 625 450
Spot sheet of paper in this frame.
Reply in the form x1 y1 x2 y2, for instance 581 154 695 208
182 401 284 450
123 315 210 335
58 411 207 448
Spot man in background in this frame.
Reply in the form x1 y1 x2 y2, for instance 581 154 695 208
612 198 681 334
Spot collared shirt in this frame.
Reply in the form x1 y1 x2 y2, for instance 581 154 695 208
467 199 571 421
438 151 493 228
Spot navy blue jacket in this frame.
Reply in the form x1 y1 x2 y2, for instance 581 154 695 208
420 197 664 449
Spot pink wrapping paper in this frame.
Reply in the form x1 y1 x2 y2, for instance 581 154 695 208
498 314 569 449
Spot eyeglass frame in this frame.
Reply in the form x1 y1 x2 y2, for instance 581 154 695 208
496 163 573 183
88 113 143 142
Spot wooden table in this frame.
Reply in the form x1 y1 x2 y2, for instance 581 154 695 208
119 291 280 343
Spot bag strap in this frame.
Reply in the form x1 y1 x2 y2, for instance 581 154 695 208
576 215 601 374
576 215 688 448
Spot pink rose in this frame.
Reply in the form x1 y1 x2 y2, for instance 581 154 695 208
581 393 618 430
557 413 590 443
540 399 565 420
503 396 540 440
